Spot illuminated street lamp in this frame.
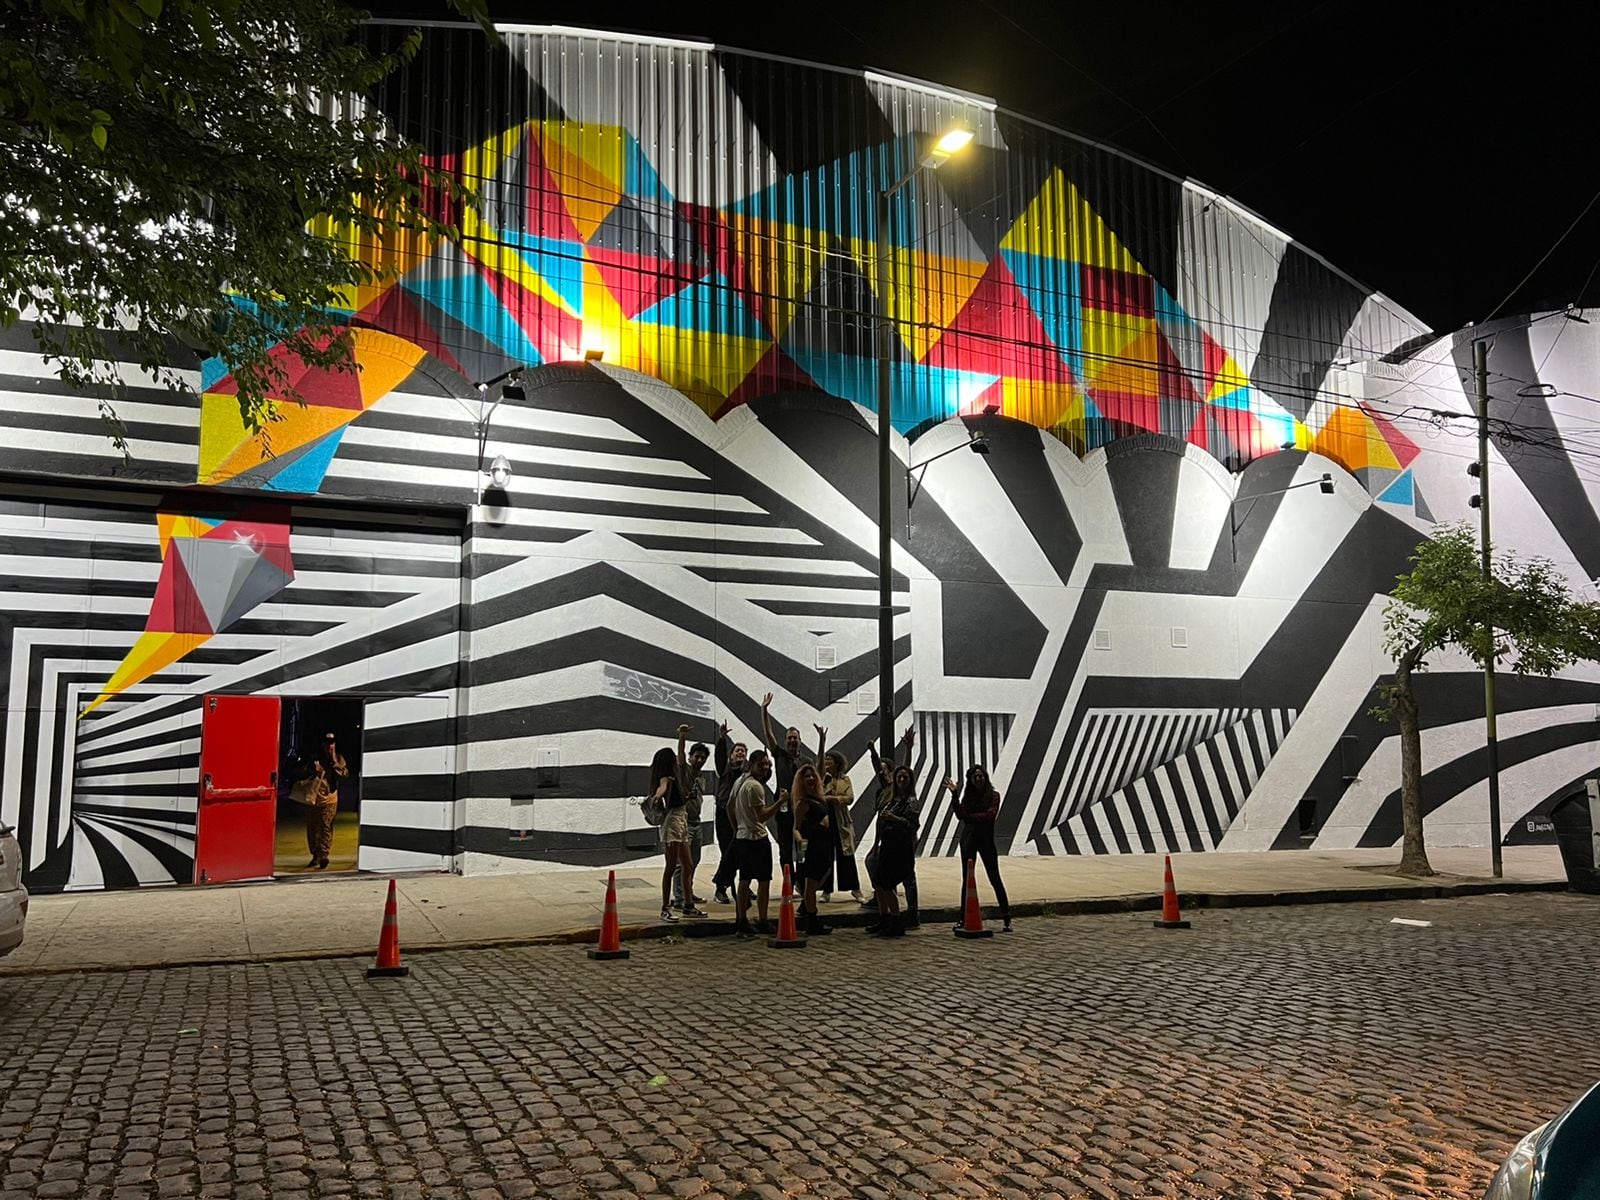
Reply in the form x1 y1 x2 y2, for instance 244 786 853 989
875 124 973 750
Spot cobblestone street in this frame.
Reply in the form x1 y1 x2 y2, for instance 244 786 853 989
2 892 1597 1200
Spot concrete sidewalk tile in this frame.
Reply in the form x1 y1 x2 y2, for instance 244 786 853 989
0 846 1567 974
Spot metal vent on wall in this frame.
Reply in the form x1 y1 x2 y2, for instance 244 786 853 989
815 645 838 670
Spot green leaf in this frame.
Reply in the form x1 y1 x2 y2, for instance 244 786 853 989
91 123 107 150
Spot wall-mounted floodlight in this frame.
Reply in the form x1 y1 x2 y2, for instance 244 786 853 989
922 126 975 167
583 348 605 362
487 455 513 490
1230 473 1333 561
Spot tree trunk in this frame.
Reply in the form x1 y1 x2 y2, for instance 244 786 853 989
1392 652 1434 877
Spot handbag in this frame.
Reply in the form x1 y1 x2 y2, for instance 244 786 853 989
290 778 313 805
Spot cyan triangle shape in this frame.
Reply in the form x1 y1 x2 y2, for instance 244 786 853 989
783 346 997 432
999 247 1083 380
403 268 543 366
503 232 587 314
1377 469 1414 506
633 273 767 340
263 427 346 494
625 135 676 208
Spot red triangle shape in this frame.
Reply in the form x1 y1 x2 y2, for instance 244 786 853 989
720 344 820 410
587 244 707 320
516 138 584 244
357 288 466 376
479 260 584 363
923 256 1073 385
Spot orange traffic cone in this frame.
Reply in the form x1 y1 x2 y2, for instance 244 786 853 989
1153 854 1191 929
588 869 631 960
954 857 994 939
367 879 410 977
767 863 807 949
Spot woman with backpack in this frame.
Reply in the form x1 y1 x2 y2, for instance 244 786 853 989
942 763 1013 933
649 744 706 922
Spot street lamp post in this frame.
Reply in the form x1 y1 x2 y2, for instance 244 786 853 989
875 126 974 751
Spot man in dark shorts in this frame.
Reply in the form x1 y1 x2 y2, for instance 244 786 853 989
732 750 784 938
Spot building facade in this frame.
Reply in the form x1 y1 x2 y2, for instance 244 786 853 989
2 24 1595 891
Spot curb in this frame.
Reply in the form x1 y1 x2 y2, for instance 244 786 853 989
0 876 1569 978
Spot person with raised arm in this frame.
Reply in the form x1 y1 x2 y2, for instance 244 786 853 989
941 763 1013 933
760 692 813 873
709 721 748 905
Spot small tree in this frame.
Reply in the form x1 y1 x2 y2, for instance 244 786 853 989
1376 522 1600 876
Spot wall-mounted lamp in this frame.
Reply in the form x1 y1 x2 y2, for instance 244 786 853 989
907 423 995 510
583 347 605 362
487 455 513 490
1230 472 1333 562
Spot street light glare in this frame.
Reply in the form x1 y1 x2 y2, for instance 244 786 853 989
933 127 975 157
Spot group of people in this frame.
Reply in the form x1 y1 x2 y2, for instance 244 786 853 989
645 697 1012 939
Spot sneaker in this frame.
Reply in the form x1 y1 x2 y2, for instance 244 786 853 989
858 898 879 910
850 890 866 903
1002 919 1014 933
734 923 756 939
820 891 832 904
660 907 679 923
682 907 709 919
863 922 881 935
713 889 731 905
756 919 777 935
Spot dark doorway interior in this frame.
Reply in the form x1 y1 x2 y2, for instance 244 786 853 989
274 697 365 875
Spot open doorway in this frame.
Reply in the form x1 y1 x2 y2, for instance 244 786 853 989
275 698 364 875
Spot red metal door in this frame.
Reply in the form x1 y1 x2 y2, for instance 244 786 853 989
194 694 281 884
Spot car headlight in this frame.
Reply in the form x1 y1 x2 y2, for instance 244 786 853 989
1483 1123 1548 1200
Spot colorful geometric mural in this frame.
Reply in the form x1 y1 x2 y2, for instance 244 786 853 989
198 329 426 490
325 119 1304 463
82 511 294 714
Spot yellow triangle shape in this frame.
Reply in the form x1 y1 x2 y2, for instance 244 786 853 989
81 631 211 717
1207 352 1252 401
352 329 427 407
198 392 254 483
727 214 826 342
1001 169 1145 274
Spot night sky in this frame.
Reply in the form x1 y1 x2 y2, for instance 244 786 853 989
371 0 1600 337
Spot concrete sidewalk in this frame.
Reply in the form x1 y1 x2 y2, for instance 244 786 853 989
0 846 1572 976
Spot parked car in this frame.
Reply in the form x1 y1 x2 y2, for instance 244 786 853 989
0 820 26 958
1483 1081 1600 1198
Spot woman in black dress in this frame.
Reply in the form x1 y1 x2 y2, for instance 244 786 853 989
792 760 835 935
867 764 918 938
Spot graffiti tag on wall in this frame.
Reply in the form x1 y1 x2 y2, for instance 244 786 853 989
600 663 712 719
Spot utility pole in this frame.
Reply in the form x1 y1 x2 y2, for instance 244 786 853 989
875 187 895 753
1474 338 1504 878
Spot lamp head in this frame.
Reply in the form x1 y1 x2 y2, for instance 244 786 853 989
922 125 975 169
969 432 991 455
488 455 513 490
583 347 605 361
982 402 1001 416
1318 473 1334 495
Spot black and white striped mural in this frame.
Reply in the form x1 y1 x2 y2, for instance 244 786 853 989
4 314 1600 891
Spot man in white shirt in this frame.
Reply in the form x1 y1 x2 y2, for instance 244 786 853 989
732 750 784 938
